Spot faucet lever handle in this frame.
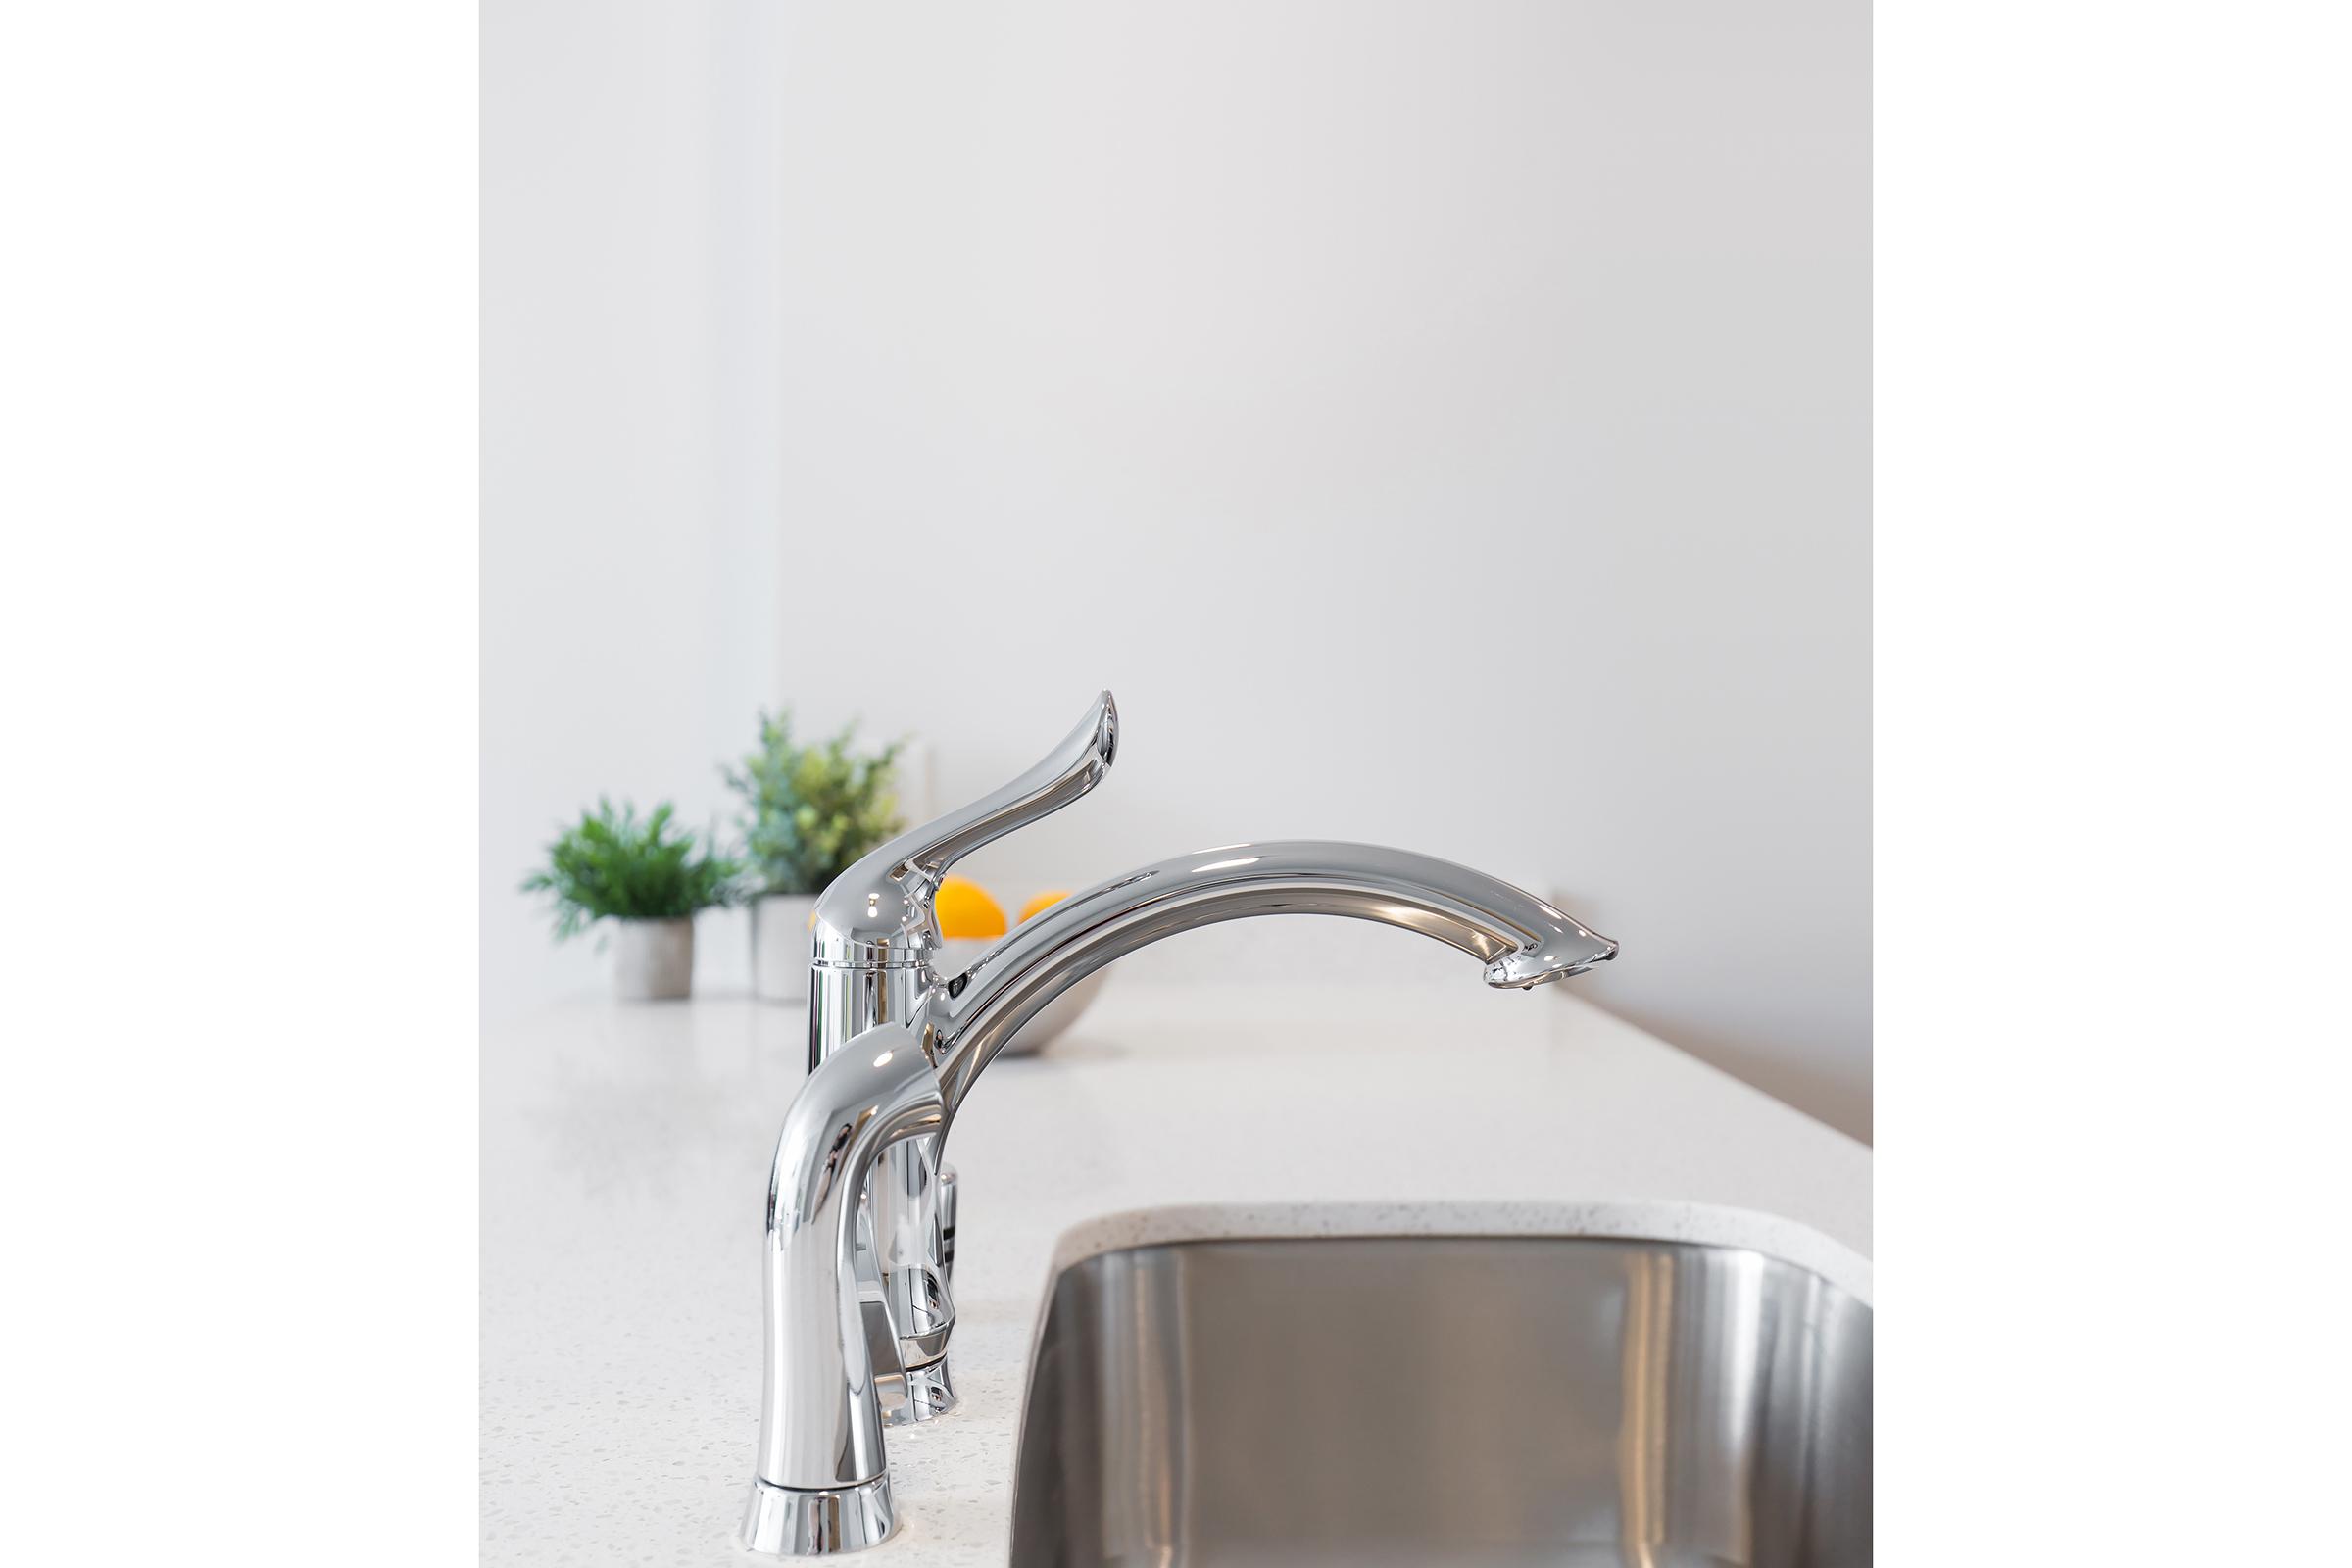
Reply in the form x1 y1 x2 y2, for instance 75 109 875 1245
888 690 1117 881
812 693 1117 965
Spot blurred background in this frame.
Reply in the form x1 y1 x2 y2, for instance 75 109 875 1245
482 1 1870 1138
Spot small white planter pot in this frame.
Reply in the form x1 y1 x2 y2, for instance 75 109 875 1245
752 894 818 1003
611 917 695 1002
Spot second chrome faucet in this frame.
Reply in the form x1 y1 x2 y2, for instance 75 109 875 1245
743 692 1617 1554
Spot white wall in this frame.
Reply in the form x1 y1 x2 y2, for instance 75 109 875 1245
481 0 790 1012
484 1 1871 1139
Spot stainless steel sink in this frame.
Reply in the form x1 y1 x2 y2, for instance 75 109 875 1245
1008 1236 1871 1567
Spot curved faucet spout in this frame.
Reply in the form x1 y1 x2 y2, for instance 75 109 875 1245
927 841 1615 1107
749 698 1625 1555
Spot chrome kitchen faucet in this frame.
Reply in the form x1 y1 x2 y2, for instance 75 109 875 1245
741 692 1618 1554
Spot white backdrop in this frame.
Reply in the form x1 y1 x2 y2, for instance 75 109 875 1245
483 0 1870 1138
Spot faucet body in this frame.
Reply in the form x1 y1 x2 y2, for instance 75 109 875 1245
742 1028 940 1554
744 694 1616 1554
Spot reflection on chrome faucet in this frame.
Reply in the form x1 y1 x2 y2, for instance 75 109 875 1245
741 692 1617 1554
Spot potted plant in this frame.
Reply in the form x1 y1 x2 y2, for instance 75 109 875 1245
725 712 905 1002
521 799 741 1001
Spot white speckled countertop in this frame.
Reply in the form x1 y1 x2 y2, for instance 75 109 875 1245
480 982 1871 1565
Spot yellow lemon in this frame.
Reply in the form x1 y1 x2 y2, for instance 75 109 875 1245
935 875 1007 939
1018 890 1072 923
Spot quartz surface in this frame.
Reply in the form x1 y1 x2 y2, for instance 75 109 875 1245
480 982 1872 1565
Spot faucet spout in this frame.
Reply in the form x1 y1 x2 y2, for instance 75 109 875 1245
926 841 1615 1108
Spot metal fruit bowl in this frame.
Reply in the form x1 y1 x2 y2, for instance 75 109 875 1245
935 936 1108 1054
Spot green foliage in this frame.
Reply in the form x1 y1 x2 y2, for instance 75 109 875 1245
725 711 906 896
521 799 743 939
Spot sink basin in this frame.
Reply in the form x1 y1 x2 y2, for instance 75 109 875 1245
1008 1235 1871 1567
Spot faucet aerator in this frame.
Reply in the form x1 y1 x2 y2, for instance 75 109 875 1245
1486 933 1618 990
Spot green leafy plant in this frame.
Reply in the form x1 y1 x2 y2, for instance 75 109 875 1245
725 712 906 897
521 799 743 940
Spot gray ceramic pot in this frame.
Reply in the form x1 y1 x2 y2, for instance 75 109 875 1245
752 894 817 1003
612 917 694 1001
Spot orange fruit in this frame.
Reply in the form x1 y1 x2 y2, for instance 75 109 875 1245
1018 890 1072 922
935 875 1007 939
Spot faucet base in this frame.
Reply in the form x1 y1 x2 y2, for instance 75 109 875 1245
884 1354 957 1426
740 1475 895 1556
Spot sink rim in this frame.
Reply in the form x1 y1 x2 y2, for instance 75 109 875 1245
1034 1198 1873 1314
